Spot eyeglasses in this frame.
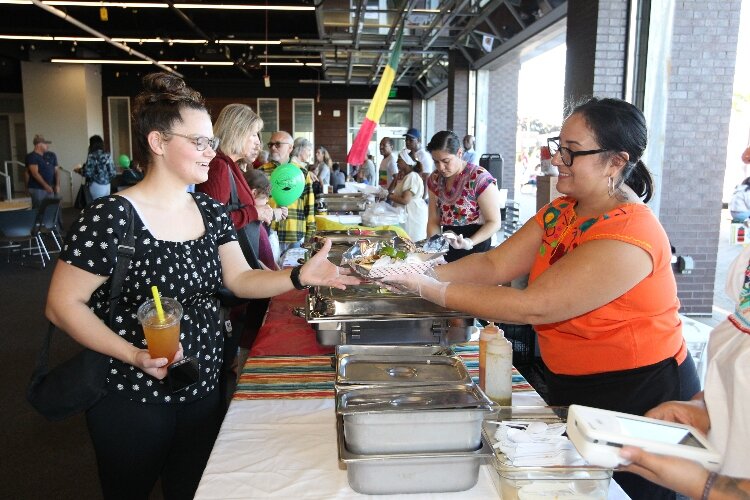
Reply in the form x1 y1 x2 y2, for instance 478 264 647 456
547 137 609 167
169 132 220 152
267 141 292 149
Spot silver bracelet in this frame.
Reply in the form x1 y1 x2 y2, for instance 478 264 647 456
701 471 718 500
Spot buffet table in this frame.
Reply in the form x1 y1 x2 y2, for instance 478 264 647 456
196 288 631 499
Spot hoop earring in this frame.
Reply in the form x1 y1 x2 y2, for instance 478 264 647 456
607 176 616 197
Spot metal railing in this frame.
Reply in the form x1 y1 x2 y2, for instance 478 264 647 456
2 160 25 201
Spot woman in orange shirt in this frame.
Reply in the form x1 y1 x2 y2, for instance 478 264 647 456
385 97 700 500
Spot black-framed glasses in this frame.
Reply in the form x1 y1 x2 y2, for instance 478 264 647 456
547 136 609 167
169 132 219 152
267 141 292 149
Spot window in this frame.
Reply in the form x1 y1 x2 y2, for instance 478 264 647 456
293 99 314 145
257 98 279 145
348 99 411 166
108 97 131 168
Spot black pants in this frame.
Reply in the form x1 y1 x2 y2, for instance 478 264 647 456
443 223 492 262
86 389 223 500
544 354 701 500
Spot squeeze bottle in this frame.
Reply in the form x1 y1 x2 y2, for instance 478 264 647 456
478 322 500 390
485 328 513 406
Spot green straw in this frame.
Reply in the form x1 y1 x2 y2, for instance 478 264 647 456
151 285 165 323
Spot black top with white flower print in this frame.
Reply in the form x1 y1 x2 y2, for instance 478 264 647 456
61 193 238 404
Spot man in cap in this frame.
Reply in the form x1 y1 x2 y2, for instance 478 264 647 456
258 130 315 255
404 127 433 200
26 134 62 225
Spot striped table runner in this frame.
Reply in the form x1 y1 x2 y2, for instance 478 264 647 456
234 343 533 401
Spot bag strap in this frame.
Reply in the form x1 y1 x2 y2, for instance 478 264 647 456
226 166 242 212
37 197 137 369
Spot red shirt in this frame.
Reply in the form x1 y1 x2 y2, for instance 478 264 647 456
197 151 276 269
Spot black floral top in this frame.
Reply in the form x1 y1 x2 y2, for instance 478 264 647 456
60 193 237 404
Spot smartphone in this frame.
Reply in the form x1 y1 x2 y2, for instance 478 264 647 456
167 357 200 394
567 404 721 471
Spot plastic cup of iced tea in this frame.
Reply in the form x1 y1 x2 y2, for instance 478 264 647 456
137 297 182 363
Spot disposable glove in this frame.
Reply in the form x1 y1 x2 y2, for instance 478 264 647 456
381 270 448 307
442 231 474 250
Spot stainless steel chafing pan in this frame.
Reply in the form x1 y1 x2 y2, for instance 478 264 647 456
335 354 473 386
336 384 493 454
337 418 492 495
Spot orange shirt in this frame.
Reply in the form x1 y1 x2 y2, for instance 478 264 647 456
530 196 687 375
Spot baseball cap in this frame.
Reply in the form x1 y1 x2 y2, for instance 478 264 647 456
404 128 421 141
33 134 52 145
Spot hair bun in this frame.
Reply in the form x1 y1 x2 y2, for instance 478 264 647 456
141 72 203 105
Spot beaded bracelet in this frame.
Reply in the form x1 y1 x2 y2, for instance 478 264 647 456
701 471 718 500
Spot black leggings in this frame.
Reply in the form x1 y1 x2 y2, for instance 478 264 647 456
86 389 223 500
544 354 701 500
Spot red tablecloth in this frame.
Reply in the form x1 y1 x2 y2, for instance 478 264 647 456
249 289 335 356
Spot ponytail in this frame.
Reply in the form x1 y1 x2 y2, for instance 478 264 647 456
621 159 654 203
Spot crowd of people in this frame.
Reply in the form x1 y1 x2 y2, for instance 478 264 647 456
30 72 750 500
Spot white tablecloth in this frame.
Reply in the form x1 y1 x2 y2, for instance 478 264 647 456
196 391 631 499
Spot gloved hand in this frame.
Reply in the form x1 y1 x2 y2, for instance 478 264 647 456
377 187 390 200
381 270 449 307
444 233 473 250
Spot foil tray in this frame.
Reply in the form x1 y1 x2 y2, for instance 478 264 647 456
306 283 471 321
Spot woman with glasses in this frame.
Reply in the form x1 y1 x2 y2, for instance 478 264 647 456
385 98 700 500
44 73 357 500
197 103 283 268
425 130 502 262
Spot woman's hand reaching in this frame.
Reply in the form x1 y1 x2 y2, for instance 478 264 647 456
381 269 448 307
645 398 710 435
299 238 361 290
130 343 185 380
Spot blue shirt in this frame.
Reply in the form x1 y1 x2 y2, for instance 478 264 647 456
26 151 58 189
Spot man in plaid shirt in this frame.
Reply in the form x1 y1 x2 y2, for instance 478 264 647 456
259 130 316 254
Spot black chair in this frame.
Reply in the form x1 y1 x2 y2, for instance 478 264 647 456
502 200 521 239
36 197 63 253
0 208 47 267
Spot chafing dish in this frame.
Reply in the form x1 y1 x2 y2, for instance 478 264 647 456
337 384 493 454
336 354 473 386
335 344 454 357
301 284 473 346
337 418 492 495
316 192 370 213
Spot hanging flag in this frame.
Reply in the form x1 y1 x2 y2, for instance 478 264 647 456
346 23 404 166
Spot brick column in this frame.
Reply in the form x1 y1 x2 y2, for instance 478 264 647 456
486 56 521 196
659 0 740 314
447 50 470 136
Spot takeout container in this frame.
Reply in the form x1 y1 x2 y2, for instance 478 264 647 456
336 354 474 386
336 384 493 454
484 407 613 500
337 418 492 495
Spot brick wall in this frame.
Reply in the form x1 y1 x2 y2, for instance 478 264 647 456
486 57 521 195
447 50 470 135
659 0 740 313
433 89 448 134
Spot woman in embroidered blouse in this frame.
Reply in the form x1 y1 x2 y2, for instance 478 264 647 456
387 148 428 241
44 73 357 500
426 130 501 262
384 98 700 500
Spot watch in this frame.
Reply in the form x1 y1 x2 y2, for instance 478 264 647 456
290 265 311 290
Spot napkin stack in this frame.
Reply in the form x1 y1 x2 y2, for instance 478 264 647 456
493 421 587 467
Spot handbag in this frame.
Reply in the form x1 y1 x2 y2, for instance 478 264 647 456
74 182 92 209
26 198 136 421
226 167 262 270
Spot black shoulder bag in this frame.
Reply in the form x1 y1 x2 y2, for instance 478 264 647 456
27 198 136 421
226 167 263 270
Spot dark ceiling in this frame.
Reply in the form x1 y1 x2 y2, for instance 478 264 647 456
0 0 565 95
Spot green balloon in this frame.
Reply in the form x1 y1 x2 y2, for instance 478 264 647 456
118 154 131 169
271 163 305 207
